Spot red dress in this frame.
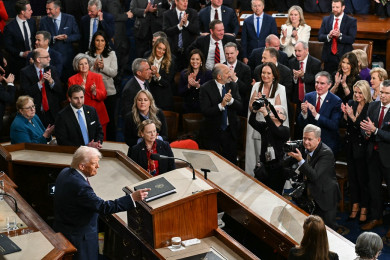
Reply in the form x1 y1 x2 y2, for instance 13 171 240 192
0 1 8 33
68 71 109 139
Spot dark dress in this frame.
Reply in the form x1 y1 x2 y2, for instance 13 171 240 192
288 247 339 260
332 72 360 104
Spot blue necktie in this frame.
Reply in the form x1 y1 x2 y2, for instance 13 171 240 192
77 110 89 145
221 85 228 131
53 19 59 36
92 18 98 35
256 17 260 38
22 21 30 50
178 12 183 49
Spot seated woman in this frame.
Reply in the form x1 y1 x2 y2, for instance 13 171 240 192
129 119 175 176
147 37 175 110
68 54 109 139
249 103 289 194
370 67 388 101
10 96 54 144
354 232 383 260
280 5 311 58
288 215 339 260
352 49 371 83
330 52 360 103
124 90 168 148
178 49 212 113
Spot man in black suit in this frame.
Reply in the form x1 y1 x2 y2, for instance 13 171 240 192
198 0 239 36
121 58 152 117
247 34 289 71
55 85 104 148
253 47 293 100
79 0 115 53
20 48 63 127
318 0 357 74
224 42 251 117
199 63 242 163
287 124 340 230
3 0 36 79
360 80 390 232
187 19 240 71
163 0 199 71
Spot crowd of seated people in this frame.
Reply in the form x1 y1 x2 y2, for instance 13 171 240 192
0 0 390 240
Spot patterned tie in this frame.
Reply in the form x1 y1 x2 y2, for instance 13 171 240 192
316 96 321 113
178 12 183 48
214 9 219 20
77 110 89 145
298 62 304 102
86 178 90 186
22 21 30 50
221 85 228 130
92 18 98 35
214 42 220 65
256 17 260 38
331 18 339 55
53 19 59 36
39 70 49 111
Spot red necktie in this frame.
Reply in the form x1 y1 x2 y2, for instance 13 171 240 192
378 106 386 128
316 96 321 113
39 70 49 112
298 62 304 102
215 9 219 20
214 42 220 64
331 18 339 55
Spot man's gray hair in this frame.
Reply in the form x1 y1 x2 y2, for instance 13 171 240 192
88 0 102 10
70 146 102 169
46 0 61 8
315 71 332 85
224 42 238 51
211 63 224 80
303 124 321 138
296 40 308 50
274 105 287 120
72 53 94 72
355 232 383 259
132 58 148 75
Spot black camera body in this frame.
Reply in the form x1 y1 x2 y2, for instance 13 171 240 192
252 94 269 111
283 140 303 153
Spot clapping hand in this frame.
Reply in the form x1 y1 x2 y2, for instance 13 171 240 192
91 83 97 96
43 124 55 138
222 89 232 107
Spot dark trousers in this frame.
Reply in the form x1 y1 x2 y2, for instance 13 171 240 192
367 150 390 220
324 53 340 76
314 201 338 230
105 94 117 141
203 126 237 164
376 2 390 17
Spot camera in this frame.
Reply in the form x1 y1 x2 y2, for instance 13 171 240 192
283 140 303 153
252 95 269 111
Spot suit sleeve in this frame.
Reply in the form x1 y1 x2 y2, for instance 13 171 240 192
198 9 207 33
54 111 74 146
91 74 107 101
20 70 42 101
230 9 239 36
304 58 321 88
241 20 249 58
3 24 20 57
318 17 330 43
270 17 278 36
229 82 242 112
339 17 357 45
91 108 104 143
100 52 118 78
317 98 342 131
65 15 81 42
299 148 334 183
185 10 200 35
157 109 169 142
100 13 115 40
0 84 15 103
200 84 223 117
163 12 180 36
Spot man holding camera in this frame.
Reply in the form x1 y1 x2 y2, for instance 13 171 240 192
286 124 340 230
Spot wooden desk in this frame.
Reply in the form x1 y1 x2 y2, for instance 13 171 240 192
0 173 76 259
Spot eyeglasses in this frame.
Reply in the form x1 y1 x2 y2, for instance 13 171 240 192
22 105 36 110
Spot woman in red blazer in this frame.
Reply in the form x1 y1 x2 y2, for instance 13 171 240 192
68 54 109 139
0 0 8 33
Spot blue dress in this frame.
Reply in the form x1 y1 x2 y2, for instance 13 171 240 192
10 114 49 144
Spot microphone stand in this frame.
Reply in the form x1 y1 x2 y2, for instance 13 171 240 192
0 193 18 213
174 158 196 180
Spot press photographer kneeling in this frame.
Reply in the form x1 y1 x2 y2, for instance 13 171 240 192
285 124 340 230
249 96 289 195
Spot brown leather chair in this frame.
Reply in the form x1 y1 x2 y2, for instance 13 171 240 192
308 41 324 63
162 110 179 142
182 113 204 134
173 96 184 116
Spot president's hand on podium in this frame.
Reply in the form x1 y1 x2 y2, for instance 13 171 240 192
132 188 151 201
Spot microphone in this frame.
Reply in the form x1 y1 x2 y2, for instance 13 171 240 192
150 153 196 180
0 193 18 213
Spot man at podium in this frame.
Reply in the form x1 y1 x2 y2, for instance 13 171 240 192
54 146 150 260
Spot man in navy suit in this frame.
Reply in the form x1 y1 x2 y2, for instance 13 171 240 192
318 0 357 74
55 85 104 148
198 0 239 36
79 0 115 53
39 0 81 80
241 0 277 64
297 71 342 155
54 145 150 260
3 0 36 79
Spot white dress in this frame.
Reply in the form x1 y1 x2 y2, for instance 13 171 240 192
244 83 289 176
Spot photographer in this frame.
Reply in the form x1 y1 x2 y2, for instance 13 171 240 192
286 124 340 230
249 102 290 194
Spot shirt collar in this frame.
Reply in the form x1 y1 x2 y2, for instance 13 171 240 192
16 15 27 23
135 76 145 86
334 12 344 21
70 104 84 114
227 60 237 69
76 169 88 181
254 13 263 19
317 91 328 101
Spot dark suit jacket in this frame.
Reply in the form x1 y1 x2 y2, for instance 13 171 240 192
199 80 242 140
149 61 176 110
27 48 64 77
288 55 322 104
54 167 134 260
20 64 63 124
80 12 115 53
254 63 292 100
198 5 239 36
297 91 342 154
248 47 289 72
121 77 151 117
318 13 357 62
241 14 278 58
129 139 175 174
304 0 332 13
366 101 390 168
163 8 199 54
0 83 15 133
55 105 104 146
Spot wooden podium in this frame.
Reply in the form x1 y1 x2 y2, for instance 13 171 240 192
124 168 219 249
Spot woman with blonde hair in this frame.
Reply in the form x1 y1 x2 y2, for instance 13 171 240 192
280 5 311 58
352 49 370 83
288 215 338 260
370 67 388 101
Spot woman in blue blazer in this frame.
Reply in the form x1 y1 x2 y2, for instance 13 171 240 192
10 96 54 144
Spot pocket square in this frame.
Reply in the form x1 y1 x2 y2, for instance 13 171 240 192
90 121 96 125
64 27 69 29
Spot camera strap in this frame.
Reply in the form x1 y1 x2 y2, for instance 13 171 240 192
268 104 283 124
